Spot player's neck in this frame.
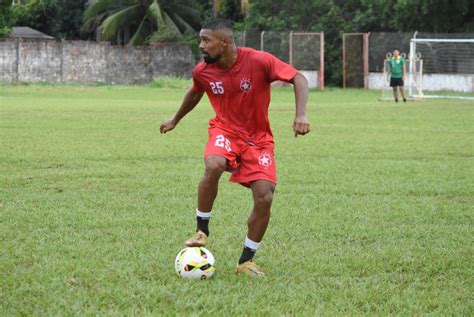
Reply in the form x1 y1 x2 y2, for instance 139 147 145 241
217 45 238 69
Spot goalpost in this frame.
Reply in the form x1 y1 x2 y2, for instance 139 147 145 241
409 38 474 100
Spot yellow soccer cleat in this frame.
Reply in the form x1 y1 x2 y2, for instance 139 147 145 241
184 230 208 247
235 261 265 277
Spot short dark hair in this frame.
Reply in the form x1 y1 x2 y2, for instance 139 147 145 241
393 48 400 52
202 18 233 32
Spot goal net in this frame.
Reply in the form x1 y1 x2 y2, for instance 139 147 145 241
409 37 474 100
343 33 368 88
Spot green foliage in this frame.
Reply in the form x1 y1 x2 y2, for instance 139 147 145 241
1 85 473 315
0 1 16 37
11 0 87 39
391 0 472 32
82 0 201 46
147 24 182 43
215 0 246 22
14 0 57 35
0 26 10 37
52 0 87 39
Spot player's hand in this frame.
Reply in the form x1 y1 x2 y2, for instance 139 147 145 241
160 118 178 134
293 115 310 137
403 76 406 81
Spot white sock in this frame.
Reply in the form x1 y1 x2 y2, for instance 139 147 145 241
244 237 261 251
196 209 211 220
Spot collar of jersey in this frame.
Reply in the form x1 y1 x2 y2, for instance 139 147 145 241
215 47 242 70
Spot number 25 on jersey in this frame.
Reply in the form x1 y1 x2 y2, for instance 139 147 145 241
210 82 224 94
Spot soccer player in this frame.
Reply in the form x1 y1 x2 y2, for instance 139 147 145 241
388 48 407 102
160 19 310 277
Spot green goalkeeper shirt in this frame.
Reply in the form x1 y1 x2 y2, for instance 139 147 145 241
389 57 405 78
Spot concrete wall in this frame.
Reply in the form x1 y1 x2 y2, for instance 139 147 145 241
18 40 62 82
0 40 18 82
272 70 320 88
300 70 319 89
63 41 107 83
0 39 195 84
369 72 474 92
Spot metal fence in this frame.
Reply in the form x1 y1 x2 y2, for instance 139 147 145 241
234 30 324 89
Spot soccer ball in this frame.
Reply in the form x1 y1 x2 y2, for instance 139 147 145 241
175 247 216 280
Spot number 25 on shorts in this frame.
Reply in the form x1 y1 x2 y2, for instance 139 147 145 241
214 135 231 152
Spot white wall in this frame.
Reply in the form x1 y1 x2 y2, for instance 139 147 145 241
300 71 319 88
369 72 474 92
271 70 319 88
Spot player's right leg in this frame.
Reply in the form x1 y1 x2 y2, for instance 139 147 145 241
390 78 398 102
185 155 227 247
198 155 227 213
185 129 239 247
392 86 398 102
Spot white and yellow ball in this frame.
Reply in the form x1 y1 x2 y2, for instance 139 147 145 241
175 247 216 280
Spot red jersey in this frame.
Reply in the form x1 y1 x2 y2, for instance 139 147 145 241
192 47 298 145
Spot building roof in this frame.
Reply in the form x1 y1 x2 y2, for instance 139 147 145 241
10 26 55 40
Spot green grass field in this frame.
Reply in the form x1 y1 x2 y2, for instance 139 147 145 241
1 84 473 315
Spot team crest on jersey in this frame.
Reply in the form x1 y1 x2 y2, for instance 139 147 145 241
240 78 251 93
258 152 272 168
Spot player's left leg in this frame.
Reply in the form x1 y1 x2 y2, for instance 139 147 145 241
236 180 275 277
399 85 407 102
247 180 275 243
186 129 240 247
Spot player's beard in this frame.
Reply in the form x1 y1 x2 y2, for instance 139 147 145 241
202 52 221 64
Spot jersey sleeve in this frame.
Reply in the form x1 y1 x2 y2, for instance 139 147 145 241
264 52 299 82
191 65 205 93
192 76 204 93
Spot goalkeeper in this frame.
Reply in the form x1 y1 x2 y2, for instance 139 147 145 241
388 48 407 103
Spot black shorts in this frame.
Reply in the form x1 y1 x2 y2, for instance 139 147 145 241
390 78 404 87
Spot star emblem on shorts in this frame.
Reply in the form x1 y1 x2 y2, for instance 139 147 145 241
258 152 272 168
240 79 251 93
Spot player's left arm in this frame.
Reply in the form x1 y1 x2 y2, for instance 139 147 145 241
402 60 407 81
289 72 310 137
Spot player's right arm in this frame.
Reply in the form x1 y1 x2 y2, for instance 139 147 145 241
160 88 204 134
387 60 392 81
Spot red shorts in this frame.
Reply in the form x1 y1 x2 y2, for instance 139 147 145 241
204 127 276 187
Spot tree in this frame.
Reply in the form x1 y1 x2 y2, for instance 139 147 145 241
0 0 16 37
12 0 87 39
52 0 87 39
391 0 474 32
212 0 249 21
82 0 201 45
13 0 57 36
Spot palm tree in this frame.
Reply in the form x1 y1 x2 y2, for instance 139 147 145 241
82 0 201 45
